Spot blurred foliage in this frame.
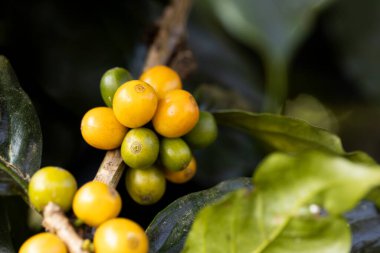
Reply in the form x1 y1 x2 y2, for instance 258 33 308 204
284 94 338 133
214 110 343 154
183 151 380 252
205 0 333 112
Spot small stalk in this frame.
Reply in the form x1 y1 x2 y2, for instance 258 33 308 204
93 149 125 189
42 203 89 253
262 56 288 114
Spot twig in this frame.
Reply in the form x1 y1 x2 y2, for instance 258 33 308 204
144 0 193 70
170 44 197 79
42 203 88 253
93 149 125 188
94 0 193 188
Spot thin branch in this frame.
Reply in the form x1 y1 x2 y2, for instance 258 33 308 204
144 0 193 70
42 203 88 253
94 0 193 188
93 149 125 188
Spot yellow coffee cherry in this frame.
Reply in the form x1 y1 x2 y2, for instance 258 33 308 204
72 181 121 227
28 166 77 212
94 218 148 253
81 107 128 150
19 232 67 253
113 80 158 128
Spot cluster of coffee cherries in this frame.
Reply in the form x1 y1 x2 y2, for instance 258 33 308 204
80 65 218 205
20 166 147 253
19 65 217 253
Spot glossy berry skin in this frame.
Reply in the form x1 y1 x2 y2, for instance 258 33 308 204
94 218 148 253
81 107 128 150
100 67 133 107
28 166 77 212
125 166 166 205
164 156 197 184
160 138 192 172
72 181 121 227
121 128 159 169
19 232 67 253
139 65 182 99
153 89 199 138
184 111 218 149
113 80 158 128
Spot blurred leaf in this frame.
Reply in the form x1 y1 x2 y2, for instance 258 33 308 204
0 56 42 196
208 0 332 61
284 94 338 133
214 110 344 154
213 109 380 207
194 84 254 112
146 178 252 253
206 0 333 112
326 0 380 103
344 151 377 166
183 151 380 252
188 2 262 109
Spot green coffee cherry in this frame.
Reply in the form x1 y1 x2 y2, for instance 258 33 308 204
160 138 192 172
100 67 133 107
28 166 77 212
184 111 218 149
125 166 166 205
121 128 159 169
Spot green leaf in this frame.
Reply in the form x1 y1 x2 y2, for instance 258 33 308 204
0 56 42 196
214 110 344 154
213 109 380 208
146 178 252 253
183 151 380 252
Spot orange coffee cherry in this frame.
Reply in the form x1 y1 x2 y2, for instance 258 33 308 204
164 156 197 184
81 107 127 150
153 90 199 138
140 65 182 99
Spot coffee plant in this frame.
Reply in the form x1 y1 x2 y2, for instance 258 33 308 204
2 0 380 252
